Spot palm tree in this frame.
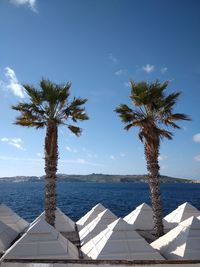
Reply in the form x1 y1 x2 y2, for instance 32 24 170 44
115 80 190 237
12 79 89 227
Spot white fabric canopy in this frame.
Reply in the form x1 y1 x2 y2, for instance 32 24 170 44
79 209 117 245
164 202 200 223
2 218 79 260
0 204 29 234
151 216 200 260
76 203 106 230
81 217 164 260
33 207 75 232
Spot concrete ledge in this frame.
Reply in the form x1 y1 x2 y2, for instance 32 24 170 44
2 259 200 265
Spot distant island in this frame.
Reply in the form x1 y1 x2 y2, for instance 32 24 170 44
0 173 198 183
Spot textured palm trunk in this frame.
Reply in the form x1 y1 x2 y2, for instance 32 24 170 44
144 139 164 238
44 120 58 227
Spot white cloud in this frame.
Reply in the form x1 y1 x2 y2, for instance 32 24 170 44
193 133 200 143
0 155 103 167
87 153 97 159
124 81 131 88
160 164 168 170
2 67 26 98
66 146 72 152
82 147 97 159
1 137 25 150
120 153 126 157
60 158 103 167
0 156 41 162
109 53 117 64
115 69 126 76
161 67 168 74
158 155 168 161
142 64 155 73
66 146 78 153
10 0 37 12
109 155 115 160
77 158 86 164
194 155 200 162
1 137 9 142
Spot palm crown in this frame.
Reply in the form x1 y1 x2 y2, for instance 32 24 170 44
115 80 190 142
12 79 89 135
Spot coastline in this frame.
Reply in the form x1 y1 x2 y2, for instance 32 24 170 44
0 174 198 183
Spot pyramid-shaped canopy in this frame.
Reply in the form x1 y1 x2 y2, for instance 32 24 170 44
0 220 19 253
2 218 79 259
81 218 164 260
79 209 117 245
124 203 173 231
0 204 29 233
124 203 155 230
151 216 200 260
164 202 200 223
34 207 75 232
76 203 106 230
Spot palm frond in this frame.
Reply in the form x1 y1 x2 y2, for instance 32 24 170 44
64 97 89 122
115 80 190 141
67 125 82 136
12 79 88 131
168 113 191 121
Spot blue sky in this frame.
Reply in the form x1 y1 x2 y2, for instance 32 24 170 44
0 0 200 179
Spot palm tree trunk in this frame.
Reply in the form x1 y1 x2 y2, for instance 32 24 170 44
144 141 164 238
44 120 58 227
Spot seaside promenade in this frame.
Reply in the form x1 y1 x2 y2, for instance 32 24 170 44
1 202 200 266
0 202 200 267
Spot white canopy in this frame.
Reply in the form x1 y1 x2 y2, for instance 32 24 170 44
151 216 200 260
0 204 29 234
33 207 75 232
79 209 117 245
0 220 18 253
81 217 164 260
2 218 79 260
124 203 154 230
76 203 106 230
124 203 174 231
164 202 200 223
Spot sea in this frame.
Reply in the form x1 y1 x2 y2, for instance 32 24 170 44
0 181 200 222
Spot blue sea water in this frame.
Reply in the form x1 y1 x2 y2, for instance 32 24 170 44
0 181 200 222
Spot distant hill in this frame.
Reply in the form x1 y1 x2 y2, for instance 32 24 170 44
0 173 197 183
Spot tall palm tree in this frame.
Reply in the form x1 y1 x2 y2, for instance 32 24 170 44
12 79 89 227
115 80 190 237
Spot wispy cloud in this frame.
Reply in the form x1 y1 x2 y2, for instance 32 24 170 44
109 155 115 160
160 164 168 170
120 153 126 157
161 67 168 74
66 146 78 153
0 155 103 167
10 0 37 12
124 81 131 88
82 147 98 159
142 64 155 73
0 156 41 162
193 133 200 143
158 155 168 161
115 69 126 76
60 158 103 167
87 153 98 159
109 53 117 64
0 67 25 98
1 137 25 150
194 155 200 162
